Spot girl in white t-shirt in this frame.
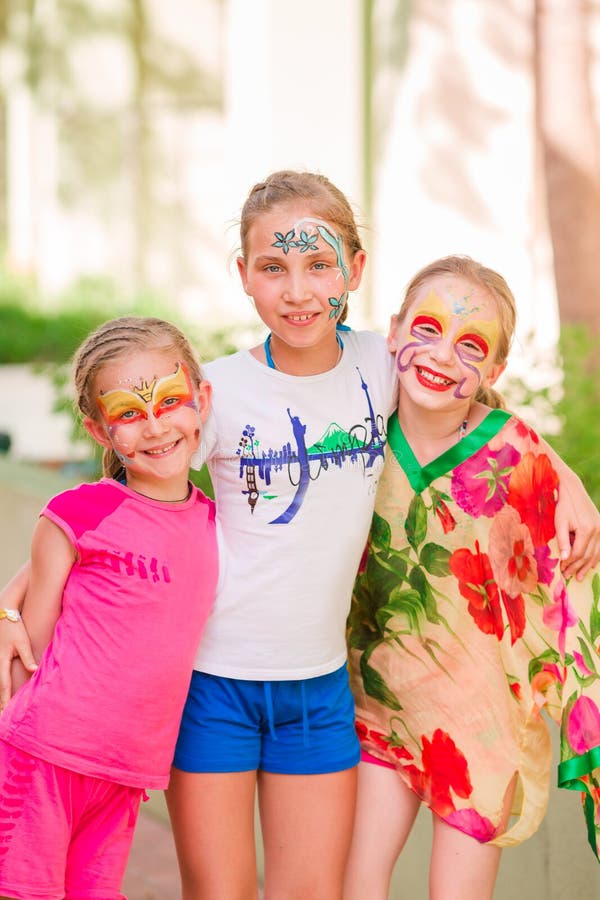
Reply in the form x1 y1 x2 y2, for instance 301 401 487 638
1 172 598 900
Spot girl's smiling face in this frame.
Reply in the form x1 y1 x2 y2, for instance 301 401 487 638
237 202 365 364
84 348 211 501
388 275 506 410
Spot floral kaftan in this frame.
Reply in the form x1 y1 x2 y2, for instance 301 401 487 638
348 409 600 856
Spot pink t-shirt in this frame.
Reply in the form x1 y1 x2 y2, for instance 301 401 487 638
0 478 217 789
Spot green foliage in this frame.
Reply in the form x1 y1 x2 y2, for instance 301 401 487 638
0 270 241 366
189 464 215 499
0 268 241 366
544 326 600 509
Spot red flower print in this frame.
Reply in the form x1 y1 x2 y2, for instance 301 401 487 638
501 589 526 645
429 487 457 534
513 418 540 445
489 506 538 597
507 452 559 546
355 722 413 762
509 679 522 701
357 541 370 575
450 542 525 643
451 443 520 518
450 543 503 639
404 729 472 818
355 721 369 741
434 497 457 533
567 696 600 755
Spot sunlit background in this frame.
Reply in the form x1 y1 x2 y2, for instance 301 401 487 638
0 2 599 897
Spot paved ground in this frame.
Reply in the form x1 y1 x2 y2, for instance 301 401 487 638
122 807 181 900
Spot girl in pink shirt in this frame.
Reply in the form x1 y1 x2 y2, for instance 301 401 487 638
0 316 217 900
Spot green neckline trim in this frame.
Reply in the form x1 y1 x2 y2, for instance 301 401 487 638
558 746 600 785
387 408 512 493
558 747 600 861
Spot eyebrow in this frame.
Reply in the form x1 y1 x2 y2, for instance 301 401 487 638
254 255 286 264
254 248 338 264
456 320 497 337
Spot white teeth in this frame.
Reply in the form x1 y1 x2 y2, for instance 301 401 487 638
146 442 177 455
417 367 453 386
288 314 313 322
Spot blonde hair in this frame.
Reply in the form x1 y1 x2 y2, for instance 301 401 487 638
240 170 363 324
398 255 517 409
73 316 203 479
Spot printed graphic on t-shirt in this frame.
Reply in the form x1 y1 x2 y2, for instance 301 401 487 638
90 548 171 583
235 368 387 523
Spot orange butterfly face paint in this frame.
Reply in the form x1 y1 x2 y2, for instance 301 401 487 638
97 363 196 427
96 362 199 465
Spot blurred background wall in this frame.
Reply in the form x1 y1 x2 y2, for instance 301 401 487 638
0 1 598 895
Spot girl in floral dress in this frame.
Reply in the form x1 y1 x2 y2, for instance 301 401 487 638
344 256 600 900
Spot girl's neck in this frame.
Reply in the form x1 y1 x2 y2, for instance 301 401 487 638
253 331 343 376
123 473 191 504
396 396 488 466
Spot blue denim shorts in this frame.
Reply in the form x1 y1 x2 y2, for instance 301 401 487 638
172 665 360 775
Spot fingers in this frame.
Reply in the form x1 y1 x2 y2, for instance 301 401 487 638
16 639 38 674
0 655 11 712
555 521 572 566
0 623 38 712
560 527 600 581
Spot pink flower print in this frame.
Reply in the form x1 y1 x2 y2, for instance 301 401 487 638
567 696 600 754
533 544 559 586
451 443 521 518
444 808 497 843
489 506 538 597
573 651 594 678
542 579 578 657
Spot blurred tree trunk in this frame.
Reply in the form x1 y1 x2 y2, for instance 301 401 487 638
534 0 600 331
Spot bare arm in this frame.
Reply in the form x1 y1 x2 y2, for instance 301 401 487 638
541 437 600 579
3 520 74 702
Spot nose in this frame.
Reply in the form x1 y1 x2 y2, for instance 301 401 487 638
430 335 454 365
283 271 311 303
143 411 170 436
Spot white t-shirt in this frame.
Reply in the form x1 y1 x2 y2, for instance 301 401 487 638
193 330 397 680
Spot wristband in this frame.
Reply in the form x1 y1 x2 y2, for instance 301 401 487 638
0 609 22 623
